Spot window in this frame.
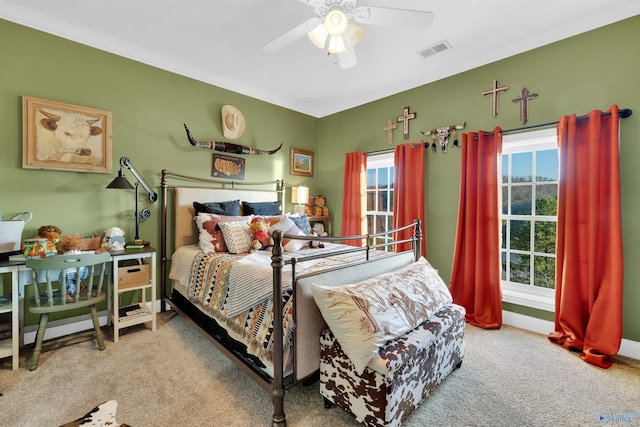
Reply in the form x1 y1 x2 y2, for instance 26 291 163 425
366 153 394 248
501 128 558 312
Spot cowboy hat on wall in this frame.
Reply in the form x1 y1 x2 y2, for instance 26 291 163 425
221 105 246 140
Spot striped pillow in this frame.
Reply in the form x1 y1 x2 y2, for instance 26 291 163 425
218 220 253 254
269 217 307 252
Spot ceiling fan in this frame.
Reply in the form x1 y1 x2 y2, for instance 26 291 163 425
262 0 434 69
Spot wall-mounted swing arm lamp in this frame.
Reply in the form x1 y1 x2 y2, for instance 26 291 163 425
106 156 158 245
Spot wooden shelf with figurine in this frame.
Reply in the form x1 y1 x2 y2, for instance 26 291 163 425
304 195 332 237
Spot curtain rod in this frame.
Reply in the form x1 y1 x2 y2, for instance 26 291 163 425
366 147 395 156
366 108 632 153
484 108 632 137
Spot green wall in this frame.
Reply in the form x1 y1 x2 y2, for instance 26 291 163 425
0 18 318 242
0 18 318 325
316 16 640 341
1 16 639 342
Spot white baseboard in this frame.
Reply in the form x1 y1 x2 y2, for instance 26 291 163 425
23 300 166 345
502 310 640 361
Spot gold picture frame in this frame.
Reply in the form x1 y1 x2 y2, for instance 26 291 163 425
290 147 314 177
22 96 113 173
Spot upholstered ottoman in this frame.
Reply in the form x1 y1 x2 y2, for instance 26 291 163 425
319 303 465 427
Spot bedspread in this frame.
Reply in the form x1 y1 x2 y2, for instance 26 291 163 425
181 245 392 363
186 251 295 361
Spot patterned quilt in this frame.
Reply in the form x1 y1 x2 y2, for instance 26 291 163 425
184 246 392 364
186 251 294 362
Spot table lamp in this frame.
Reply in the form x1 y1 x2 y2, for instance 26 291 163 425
291 186 309 216
106 157 157 246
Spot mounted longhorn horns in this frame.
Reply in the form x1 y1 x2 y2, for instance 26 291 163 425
420 122 466 153
184 123 283 156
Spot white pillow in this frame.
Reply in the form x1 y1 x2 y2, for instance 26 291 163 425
311 257 452 374
217 220 253 254
269 216 307 252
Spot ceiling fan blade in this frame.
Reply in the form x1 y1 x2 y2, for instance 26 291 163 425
262 17 321 53
354 7 433 31
357 0 431 12
338 46 357 69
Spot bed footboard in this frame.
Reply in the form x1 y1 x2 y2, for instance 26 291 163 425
269 219 422 426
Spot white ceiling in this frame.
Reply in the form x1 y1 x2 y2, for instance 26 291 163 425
2 0 639 118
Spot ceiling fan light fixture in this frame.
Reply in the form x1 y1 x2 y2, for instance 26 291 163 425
324 9 348 36
328 35 347 54
308 24 328 49
344 21 364 47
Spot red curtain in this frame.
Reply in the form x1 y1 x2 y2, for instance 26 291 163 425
449 128 503 329
341 151 367 245
548 105 623 369
393 142 426 256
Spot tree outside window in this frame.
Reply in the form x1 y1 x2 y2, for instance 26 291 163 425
501 129 558 310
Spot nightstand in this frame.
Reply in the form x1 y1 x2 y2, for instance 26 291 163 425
107 246 156 342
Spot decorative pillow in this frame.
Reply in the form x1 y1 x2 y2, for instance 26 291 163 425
218 220 253 254
310 257 453 374
288 215 312 235
193 200 241 216
242 200 281 216
194 213 252 252
264 215 285 226
268 216 307 252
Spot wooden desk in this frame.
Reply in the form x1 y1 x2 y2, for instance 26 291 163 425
4 247 157 358
0 260 21 370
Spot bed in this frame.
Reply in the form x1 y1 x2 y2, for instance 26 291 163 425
159 169 422 426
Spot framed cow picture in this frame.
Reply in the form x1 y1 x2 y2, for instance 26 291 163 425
22 96 113 173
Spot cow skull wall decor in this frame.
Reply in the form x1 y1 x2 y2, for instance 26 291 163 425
184 124 282 155
420 122 466 153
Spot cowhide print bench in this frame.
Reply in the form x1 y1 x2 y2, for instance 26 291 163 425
311 257 466 427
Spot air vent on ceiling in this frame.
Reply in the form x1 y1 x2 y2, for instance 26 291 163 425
418 40 452 58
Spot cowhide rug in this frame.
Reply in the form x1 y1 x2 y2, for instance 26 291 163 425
60 400 130 427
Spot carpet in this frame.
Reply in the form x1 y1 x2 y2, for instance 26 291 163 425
1 312 638 426
60 400 130 427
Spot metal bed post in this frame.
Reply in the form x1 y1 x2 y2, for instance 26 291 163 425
413 219 422 261
271 229 286 426
160 169 168 312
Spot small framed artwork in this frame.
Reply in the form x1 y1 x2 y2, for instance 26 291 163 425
22 96 113 173
290 147 314 177
212 153 245 180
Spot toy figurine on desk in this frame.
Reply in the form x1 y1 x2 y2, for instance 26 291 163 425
37 225 61 254
23 225 61 259
101 227 126 251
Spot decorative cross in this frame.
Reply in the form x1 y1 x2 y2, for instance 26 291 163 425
397 106 416 140
383 120 397 145
482 80 508 117
512 87 538 124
